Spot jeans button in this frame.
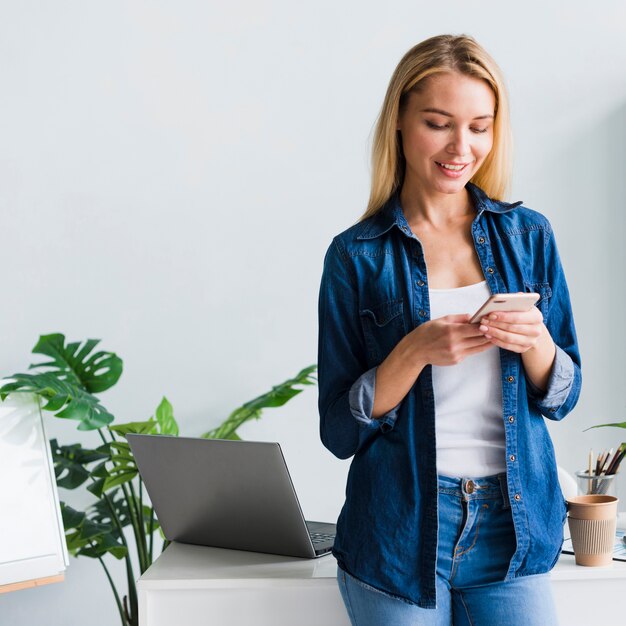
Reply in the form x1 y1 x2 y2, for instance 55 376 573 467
466 480 475 494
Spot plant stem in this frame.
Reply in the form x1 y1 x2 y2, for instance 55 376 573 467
102 491 131 550
148 507 155 563
96 428 138 623
103 428 148 573
100 488 138 623
127 480 149 572
98 426 112 446
140 479 153 564
124 554 138 626
120 481 147 572
139 479 143 531
97 553 128 626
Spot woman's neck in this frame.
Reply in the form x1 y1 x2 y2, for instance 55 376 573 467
399 182 474 229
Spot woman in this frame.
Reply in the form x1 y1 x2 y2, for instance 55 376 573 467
317 34 581 625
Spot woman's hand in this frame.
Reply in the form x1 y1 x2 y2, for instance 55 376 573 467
402 313 493 368
477 306 546 353
477 305 557 392
372 313 492 418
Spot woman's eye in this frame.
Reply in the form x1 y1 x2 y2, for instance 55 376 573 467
425 120 489 134
425 121 447 130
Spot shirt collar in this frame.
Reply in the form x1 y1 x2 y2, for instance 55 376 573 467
356 182 523 241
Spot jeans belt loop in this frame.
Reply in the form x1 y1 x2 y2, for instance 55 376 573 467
498 473 511 509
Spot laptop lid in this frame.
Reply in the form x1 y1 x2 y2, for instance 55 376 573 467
127 434 334 559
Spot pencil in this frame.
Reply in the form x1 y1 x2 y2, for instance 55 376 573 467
600 448 614 475
607 447 626 476
607 449 622 475
595 449 605 476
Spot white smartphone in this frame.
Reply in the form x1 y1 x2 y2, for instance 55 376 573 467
469 292 540 324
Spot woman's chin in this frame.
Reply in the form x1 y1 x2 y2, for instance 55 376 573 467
428 177 470 194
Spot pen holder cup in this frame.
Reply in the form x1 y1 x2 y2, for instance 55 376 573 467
566 495 618 566
575 470 618 496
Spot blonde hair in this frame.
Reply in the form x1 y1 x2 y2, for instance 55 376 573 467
361 34 513 221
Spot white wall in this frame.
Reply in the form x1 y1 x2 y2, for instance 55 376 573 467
1 2 625 624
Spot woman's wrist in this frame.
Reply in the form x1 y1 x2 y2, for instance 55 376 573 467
394 333 428 376
371 336 427 419
521 324 556 391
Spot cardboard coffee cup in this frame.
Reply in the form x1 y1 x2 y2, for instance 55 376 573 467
566 495 618 566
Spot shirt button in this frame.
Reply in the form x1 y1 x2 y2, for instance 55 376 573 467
514 494 521 501
477 236 485 244
507 376 515 383
417 280 425 287
508 415 515 423
487 267 494 274
418 310 426 317
509 454 516 462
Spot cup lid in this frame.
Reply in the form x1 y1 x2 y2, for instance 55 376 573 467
566 495 618 506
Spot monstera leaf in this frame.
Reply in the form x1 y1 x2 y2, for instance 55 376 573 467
61 502 127 560
50 439 111 489
0 371 115 429
0 333 122 430
28 333 123 393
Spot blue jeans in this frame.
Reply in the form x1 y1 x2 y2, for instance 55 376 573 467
337 474 559 625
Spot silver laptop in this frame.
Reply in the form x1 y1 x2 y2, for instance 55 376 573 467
127 434 336 558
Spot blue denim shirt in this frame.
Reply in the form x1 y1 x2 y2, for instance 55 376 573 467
317 182 582 609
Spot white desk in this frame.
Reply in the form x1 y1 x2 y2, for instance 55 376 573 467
138 543 626 626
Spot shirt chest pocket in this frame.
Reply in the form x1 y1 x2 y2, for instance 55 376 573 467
524 281 552 320
359 299 407 366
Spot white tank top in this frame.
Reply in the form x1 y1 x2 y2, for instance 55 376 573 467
428 280 506 478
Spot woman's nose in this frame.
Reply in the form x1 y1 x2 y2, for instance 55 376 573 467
448 128 472 157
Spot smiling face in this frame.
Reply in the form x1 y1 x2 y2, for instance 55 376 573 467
397 71 496 197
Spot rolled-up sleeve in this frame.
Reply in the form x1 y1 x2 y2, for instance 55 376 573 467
526 227 582 420
525 344 575 410
349 366 401 433
318 238 399 460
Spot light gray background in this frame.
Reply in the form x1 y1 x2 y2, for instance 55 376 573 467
1 1 625 624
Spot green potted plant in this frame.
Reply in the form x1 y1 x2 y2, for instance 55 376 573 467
0 333 316 626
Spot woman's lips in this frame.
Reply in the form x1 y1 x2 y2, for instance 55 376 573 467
435 161 471 178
